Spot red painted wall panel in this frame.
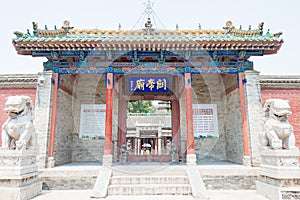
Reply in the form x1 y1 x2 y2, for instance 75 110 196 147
0 88 36 146
261 88 300 149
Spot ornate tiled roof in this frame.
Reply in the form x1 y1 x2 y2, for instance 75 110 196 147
12 20 283 55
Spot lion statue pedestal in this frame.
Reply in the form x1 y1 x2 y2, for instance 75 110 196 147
256 99 300 200
0 96 41 200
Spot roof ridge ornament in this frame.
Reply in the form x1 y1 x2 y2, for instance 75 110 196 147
143 17 155 36
223 20 235 34
62 20 73 34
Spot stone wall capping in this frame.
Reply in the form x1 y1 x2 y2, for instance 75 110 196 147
0 74 38 88
259 75 300 88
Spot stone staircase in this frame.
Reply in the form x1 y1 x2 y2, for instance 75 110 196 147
91 166 207 198
108 174 192 195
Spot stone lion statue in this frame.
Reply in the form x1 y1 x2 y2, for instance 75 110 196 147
260 99 296 150
1 96 37 150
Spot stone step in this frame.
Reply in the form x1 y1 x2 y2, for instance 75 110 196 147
110 175 189 185
112 166 188 176
107 184 192 195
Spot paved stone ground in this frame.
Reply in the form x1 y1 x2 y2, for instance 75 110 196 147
33 190 268 200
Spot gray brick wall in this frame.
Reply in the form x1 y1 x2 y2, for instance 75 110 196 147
70 74 106 162
34 72 54 168
244 71 264 166
71 136 103 162
54 89 73 165
224 89 243 164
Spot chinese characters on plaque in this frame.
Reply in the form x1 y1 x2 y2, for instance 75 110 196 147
129 76 169 92
192 104 219 138
79 104 106 139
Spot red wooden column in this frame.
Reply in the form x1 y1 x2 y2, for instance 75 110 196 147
238 72 250 157
48 73 59 167
103 72 114 166
184 72 196 165
171 99 181 160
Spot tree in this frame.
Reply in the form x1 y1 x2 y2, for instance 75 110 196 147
128 100 155 113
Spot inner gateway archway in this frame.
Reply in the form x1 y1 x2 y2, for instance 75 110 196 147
55 61 244 165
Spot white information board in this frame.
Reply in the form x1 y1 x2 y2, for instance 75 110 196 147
79 104 106 139
192 104 219 138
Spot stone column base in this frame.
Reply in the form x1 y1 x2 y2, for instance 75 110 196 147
102 155 113 167
47 157 55 168
243 155 251 167
186 154 197 167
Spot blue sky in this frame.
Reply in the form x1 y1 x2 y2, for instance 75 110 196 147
1 0 299 75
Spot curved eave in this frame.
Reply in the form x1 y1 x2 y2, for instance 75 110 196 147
13 39 283 56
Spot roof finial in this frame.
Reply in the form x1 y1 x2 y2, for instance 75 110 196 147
132 0 166 30
118 23 121 30
144 17 154 35
145 0 154 19
248 25 252 31
54 25 57 30
45 25 48 30
198 23 202 30
176 24 179 30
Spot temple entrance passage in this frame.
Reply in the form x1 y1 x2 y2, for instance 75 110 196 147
125 100 173 163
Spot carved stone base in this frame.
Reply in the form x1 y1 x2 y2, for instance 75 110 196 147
259 149 300 179
47 157 55 168
0 149 38 177
102 155 113 167
0 149 42 200
256 149 300 200
186 154 197 167
243 155 251 167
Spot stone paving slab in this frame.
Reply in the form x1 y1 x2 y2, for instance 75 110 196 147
32 190 268 200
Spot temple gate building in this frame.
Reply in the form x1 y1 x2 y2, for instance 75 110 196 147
4 16 297 168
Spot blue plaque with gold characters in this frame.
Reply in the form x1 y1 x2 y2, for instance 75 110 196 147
129 76 169 92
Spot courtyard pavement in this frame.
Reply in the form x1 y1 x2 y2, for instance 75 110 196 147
33 190 268 200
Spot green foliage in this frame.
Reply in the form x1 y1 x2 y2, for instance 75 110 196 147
128 100 155 113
